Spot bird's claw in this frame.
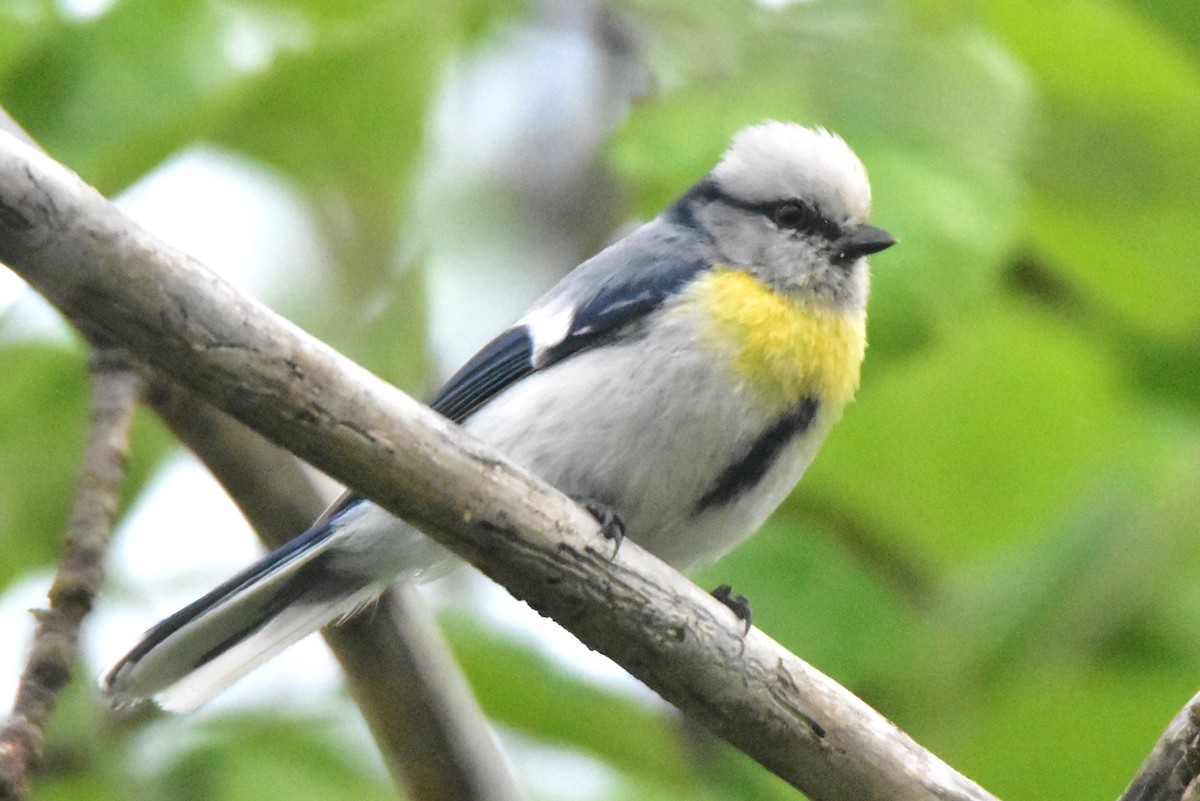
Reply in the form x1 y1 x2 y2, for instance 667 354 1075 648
578 498 626 558
712 584 752 634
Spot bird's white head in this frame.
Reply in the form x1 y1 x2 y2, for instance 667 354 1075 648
712 122 873 226
673 121 892 311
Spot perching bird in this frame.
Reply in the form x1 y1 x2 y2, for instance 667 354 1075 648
104 121 894 711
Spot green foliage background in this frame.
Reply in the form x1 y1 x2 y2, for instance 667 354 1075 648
2 0 1199 799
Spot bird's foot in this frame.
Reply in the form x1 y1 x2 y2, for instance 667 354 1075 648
711 584 752 634
577 498 626 558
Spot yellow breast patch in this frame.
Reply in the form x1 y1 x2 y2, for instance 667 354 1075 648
686 268 866 411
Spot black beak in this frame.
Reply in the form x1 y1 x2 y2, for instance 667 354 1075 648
834 223 896 264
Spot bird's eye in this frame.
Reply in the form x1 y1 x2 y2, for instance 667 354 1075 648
772 202 811 231
771 201 842 240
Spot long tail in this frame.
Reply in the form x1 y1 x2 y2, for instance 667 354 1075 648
103 515 386 713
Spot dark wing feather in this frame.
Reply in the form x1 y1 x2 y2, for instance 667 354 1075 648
430 248 711 424
429 326 536 424
539 257 711 365
103 520 337 690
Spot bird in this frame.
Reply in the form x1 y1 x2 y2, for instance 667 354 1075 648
103 121 894 712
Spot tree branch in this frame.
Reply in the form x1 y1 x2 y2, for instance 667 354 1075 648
1119 692 1200 801
0 103 522 801
147 381 524 801
0 129 999 800
0 350 142 801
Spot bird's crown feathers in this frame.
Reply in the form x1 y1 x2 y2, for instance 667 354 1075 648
711 122 872 224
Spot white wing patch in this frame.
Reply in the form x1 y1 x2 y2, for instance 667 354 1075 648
520 301 574 361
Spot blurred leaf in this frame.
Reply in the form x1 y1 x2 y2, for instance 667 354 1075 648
0 0 510 196
0 344 88 587
1 0 251 192
985 0 1200 336
1115 327 1200 415
807 298 1136 567
32 677 138 801
205 1 488 384
150 714 393 801
448 615 802 800
1004 256 1200 417
696 516 927 714
1136 0 1200 51
656 738 795 801
443 615 696 790
937 666 1198 801
937 460 1191 689
0 0 52 78
0 0 521 392
0 343 176 592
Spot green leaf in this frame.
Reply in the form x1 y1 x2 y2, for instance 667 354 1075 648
0 344 89 587
151 714 393 801
33 679 140 801
203 2 481 384
986 0 1200 335
806 299 1136 568
1 0 251 192
443 615 696 790
0 0 53 78
696 516 928 711
935 666 1198 801
0 342 174 591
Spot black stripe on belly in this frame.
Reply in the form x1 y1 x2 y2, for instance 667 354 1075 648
693 395 820 514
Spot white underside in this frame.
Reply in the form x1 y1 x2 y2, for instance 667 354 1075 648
113 302 836 710
464 306 835 568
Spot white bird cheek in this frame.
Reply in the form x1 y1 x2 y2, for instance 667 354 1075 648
695 205 770 265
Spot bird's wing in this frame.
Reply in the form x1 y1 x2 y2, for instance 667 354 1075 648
431 228 712 424
428 325 539 424
318 223 714 518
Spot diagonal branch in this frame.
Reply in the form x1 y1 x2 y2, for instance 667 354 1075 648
0 350 142 801
0 105 523 801
0 129 998 800
1119 691 1200 801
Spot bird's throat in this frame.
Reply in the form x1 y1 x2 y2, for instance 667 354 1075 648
688 267 866 413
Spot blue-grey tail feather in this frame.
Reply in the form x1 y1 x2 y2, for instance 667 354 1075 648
104 522 333 688
102 517 358 708
186 555 336 671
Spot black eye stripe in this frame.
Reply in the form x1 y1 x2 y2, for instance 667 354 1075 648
768 201 840 239
763 201 820 232
668 179 844 242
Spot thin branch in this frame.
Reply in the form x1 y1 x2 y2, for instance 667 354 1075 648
1119 692 1200 801
147 381 524 801
0 350 142 801
328 586 522 801
0 129 999 800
